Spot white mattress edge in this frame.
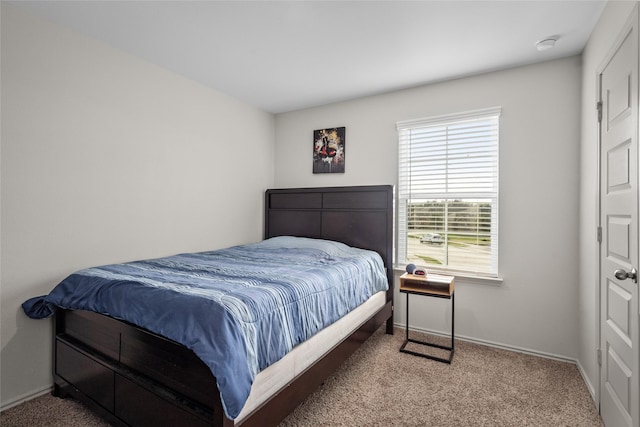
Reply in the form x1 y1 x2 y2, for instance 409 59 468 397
234 291 387 422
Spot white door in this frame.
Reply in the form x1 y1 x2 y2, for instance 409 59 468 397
599 6 639 427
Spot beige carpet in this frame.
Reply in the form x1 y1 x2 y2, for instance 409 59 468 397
1 327 602 426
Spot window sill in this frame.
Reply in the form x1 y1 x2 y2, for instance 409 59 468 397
393 266 503 286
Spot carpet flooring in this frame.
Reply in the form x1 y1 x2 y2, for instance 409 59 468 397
1 327 602 426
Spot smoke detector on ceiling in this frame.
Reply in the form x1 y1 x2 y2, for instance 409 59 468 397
536 37 558 51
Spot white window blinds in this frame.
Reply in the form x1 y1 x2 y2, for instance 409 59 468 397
397 107 500 277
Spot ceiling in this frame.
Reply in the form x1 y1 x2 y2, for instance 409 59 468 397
13 1 607 114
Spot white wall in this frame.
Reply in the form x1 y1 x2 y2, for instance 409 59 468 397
275 57 582 360
578 0 638 403
0 4 275 408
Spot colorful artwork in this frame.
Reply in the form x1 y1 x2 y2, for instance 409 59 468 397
313 127 345 174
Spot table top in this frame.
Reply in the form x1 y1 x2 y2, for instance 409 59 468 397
399 272 454 297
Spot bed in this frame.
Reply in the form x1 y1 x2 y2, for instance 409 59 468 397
22 185 394 427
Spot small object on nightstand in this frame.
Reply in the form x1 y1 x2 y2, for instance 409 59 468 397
405 263 427 275
399 272 455 364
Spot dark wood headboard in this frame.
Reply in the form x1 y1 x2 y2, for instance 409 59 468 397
265 185 394 299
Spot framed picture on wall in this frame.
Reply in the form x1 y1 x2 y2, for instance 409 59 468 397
313 127 345 174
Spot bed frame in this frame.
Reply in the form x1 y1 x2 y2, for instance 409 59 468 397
52 185 394 427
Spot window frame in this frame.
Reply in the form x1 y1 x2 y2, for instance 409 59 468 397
396 107 501 278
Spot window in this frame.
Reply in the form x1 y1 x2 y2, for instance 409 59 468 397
397 107 500 277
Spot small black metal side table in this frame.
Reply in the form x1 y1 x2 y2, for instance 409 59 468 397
399 272 455 364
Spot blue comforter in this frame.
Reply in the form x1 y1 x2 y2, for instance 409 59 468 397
22 236 388 419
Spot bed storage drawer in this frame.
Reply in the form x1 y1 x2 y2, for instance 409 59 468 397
61 310 120 360
56 340 115 412
120 328 218 409
115 375 211 427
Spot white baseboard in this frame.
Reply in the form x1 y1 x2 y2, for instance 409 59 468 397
575 358 598 406
0 385 53 412
396 321 576 363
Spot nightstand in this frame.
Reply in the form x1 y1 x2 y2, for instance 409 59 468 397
399 272 455 364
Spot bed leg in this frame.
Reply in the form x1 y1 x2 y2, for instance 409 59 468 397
52 383 68 398
385 317 394 335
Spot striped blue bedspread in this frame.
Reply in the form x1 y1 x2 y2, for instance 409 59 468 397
22 236 388 419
